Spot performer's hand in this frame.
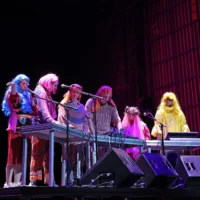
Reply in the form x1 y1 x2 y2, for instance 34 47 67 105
31 97 36 107
6 82 15 86
52 120 60 125
6 82 17 95
119 128 125 135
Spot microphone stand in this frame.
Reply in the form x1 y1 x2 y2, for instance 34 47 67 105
144 112 166 155
61 85 102 166
93 97 98 163
64 103 78 187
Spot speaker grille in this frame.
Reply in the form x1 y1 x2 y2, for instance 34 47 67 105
176 155 200 188
136 153 179 188
81 148 144 188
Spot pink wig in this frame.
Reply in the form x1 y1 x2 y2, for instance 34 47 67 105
38 73 59 94
122 106 145 140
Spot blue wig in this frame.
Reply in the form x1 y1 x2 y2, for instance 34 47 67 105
2 74 34 116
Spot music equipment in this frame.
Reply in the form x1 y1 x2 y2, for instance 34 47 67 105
168 132 199 139
136 153 179 188
18 123 200 149
80 148 144 188
17 123 144 186
175 155 200 188
144 139 200 152
17 123 200 186
17 122 144 147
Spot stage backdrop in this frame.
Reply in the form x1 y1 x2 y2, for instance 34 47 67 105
144 0 200 132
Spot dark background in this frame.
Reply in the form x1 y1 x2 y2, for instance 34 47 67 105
0 0 148 186
1 0 199 186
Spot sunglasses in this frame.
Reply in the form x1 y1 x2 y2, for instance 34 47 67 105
165 98 173 101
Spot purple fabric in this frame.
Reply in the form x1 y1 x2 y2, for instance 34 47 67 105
34 85 57 123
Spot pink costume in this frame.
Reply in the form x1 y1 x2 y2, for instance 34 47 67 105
122 115 150 161
30 84 57 183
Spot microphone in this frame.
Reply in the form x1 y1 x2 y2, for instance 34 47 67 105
27 88 36 95
144 112 150 116
61 84 72 89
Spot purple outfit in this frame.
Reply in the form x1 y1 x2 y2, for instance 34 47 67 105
35 84 57 123
58 100 88 132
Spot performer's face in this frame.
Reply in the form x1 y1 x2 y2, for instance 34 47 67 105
20 80 29 91
70 89 80 102
50 81 58 93
127 109 136 122
165 98 173 107
100 94 111 104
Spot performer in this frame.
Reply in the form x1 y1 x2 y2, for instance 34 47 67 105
122 106 151 161
29 73 59 186
151 92 190 167
85 85 122 164
2 74 38 188
57 83 89 182
151 92 190 139
58 83 88 132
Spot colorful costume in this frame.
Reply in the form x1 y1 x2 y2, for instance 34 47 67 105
122 106 150 160
58 84 88 180
151 92 190 139
2 74 38 188
151 92 190 166
85 86 122 165
29 74 58 184
85 86 121 135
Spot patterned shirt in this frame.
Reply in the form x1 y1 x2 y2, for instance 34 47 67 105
85 98 121 135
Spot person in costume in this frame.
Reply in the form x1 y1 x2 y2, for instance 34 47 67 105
29 73 59 186
85 85 122 165
151 92 190 140
122 106 150 161
2 74 38 188
58 83 89 183
151 92 190 168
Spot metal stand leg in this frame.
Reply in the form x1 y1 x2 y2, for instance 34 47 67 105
86 142 91 170
49 130 54 187
148 147 151 153
140 146 145 153
61 143 67 186
93 142 97 166
21 135 28 186
77 144 81 179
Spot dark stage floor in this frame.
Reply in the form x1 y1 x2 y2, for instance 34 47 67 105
0 186 200 200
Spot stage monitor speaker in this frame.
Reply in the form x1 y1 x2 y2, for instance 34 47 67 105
175 155 200 188
136 153 179 188
80 148 144 188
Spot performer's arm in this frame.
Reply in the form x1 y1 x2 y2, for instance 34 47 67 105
180 112 190 132
111 107 122 132
85 99 95 134
57 105 67 126
37 93 56 123
144 125 151 140
6 82 16 95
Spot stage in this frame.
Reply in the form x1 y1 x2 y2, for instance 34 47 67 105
0 186 200 200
